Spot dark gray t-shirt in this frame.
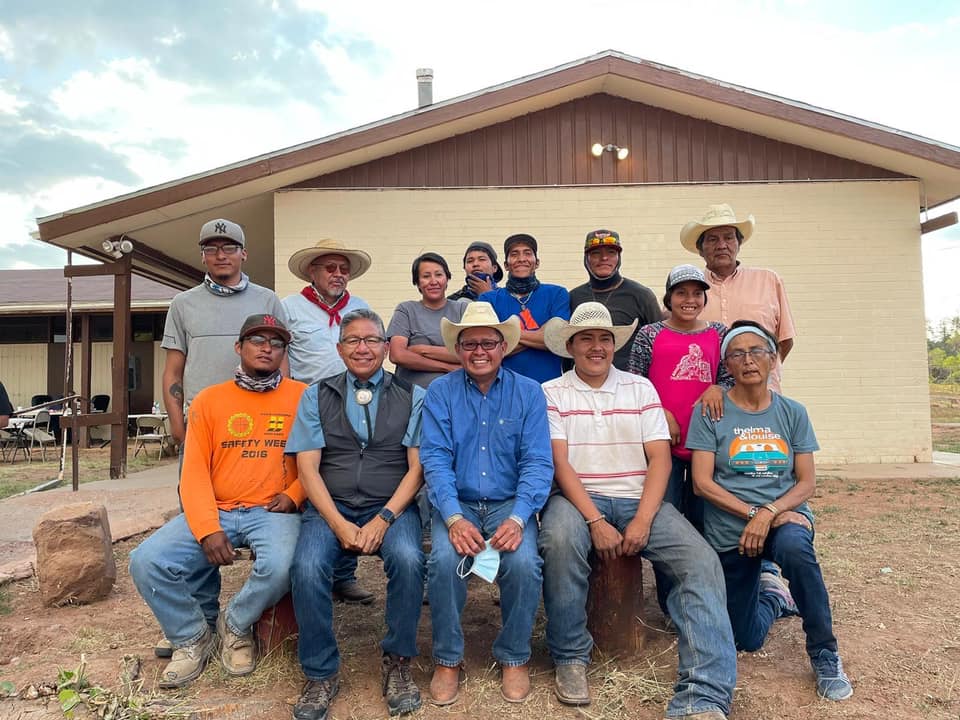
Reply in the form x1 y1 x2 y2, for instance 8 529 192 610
570 277 662 371
161 283 286 408
386 299 466 389
686 392 819 552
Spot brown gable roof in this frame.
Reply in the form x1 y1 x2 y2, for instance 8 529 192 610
34 50 960 287
0 268 175 314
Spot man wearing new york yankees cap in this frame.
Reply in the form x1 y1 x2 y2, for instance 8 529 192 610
162 218 287 449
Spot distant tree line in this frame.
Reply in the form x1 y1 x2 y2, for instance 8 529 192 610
929 315 960 384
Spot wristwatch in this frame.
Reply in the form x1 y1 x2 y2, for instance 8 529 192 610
747 506 760 519
377 507 396 525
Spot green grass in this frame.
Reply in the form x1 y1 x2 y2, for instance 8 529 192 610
0 447 175 500
0 587 11 616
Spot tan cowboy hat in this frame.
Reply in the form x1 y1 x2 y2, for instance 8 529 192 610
440 302 521 356
679 204 756 254
287 239 373 282
543 302 638 359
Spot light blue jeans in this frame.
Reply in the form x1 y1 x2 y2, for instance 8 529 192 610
428 499 542 667
129 507 301 647
538 495 736 717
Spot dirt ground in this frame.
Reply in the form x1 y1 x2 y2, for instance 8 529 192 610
2 470 960 720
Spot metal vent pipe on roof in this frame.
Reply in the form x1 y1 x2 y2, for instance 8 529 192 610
416 68 433 108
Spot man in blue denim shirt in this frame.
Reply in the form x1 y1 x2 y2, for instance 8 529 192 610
420 302 553 706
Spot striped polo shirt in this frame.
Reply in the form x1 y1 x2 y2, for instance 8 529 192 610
542 367 669 498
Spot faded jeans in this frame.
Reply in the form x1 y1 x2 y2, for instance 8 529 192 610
129 507 300 647
539 495 736 718
428 499 542 667
291 501 425 680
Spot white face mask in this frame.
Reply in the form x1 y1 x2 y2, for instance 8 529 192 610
456 539 501 583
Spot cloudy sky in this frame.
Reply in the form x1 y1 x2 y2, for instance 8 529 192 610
2 0 959 326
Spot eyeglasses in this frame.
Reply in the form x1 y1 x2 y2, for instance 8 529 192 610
341 336 386 348
725 348 774 363
201 243 242 256
458 339 502 351
244 335 287 349
312 261 351 275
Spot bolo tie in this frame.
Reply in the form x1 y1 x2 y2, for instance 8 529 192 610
354 379 374 447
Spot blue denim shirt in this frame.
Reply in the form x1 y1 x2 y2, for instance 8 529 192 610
421 367 553 525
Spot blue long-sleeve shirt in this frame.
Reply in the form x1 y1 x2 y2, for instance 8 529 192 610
420 367 553 526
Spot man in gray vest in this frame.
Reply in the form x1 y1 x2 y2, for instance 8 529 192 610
286 309 426 720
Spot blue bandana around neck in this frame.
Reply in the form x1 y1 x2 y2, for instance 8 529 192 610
203 272 250 297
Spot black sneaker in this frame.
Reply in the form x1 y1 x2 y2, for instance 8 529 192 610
381 653 422 716
294 676 340 720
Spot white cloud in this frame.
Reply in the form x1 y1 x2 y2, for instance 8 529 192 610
0 81 26 115
0 25 13 60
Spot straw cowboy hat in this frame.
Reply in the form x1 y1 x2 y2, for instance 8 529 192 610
543 302 638 359
440 302 521 356
287 239 373 282
679 204 756 254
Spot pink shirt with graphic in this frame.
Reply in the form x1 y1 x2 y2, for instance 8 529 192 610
628 321 731 461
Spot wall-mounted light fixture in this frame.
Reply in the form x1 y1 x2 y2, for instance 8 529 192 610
591 142 629 160
101 237 134 259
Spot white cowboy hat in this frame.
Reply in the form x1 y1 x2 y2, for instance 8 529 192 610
287 239 373 282
679 204 756 254
440 302 521 356
543 302 638 359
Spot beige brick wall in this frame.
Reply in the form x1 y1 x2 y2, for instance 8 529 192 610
0 344 48 409
273 179 931 464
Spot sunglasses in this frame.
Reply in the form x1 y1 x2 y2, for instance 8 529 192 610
312 261 351 275
585 235 620 249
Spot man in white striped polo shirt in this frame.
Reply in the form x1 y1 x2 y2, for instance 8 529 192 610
537 303 736 720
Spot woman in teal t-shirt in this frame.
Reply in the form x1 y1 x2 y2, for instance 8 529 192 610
687 320 853 704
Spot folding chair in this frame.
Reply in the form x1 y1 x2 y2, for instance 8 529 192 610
134 416 171 460
24 410 57 462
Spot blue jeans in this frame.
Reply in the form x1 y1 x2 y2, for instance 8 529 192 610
428 499 542 667
129 508 300 646
718 522 837 657
539 495 736 718
291 501 425 680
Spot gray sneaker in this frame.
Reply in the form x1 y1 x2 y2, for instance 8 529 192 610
554 663 590 706
294 676 340 720
157 627 216 689
810 649 853 701
381 653 421 715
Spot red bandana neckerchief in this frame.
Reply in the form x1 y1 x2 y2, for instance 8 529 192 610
301 285 350 326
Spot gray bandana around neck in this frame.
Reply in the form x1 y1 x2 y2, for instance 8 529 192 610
204 272 250 297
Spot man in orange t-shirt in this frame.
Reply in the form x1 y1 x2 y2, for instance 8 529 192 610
130 314 306 689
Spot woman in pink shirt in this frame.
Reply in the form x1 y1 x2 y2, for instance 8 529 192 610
627 264 731 531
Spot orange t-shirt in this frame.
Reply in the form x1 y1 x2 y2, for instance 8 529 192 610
181 378 307 542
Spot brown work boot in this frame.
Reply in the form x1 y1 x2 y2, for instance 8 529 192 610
217 613 256 676
332 580 374 605
554 663 590 705
157 627 216 689
429 664 463 706
501 663 530 703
